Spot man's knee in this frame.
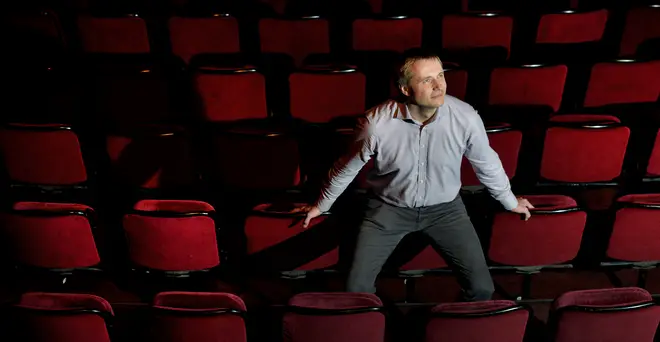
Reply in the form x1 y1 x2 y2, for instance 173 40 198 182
464 276 495 301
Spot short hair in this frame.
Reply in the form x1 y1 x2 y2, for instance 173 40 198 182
397 48 442 88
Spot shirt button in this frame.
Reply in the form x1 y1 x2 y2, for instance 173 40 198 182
421 145 425 148
420 162 425 166
420 180 424 183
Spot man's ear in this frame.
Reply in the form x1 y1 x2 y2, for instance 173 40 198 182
399 84 410 97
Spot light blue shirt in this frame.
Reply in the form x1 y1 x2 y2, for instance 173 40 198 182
314 96 518 212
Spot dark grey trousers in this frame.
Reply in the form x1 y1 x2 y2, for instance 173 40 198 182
346 195 495 301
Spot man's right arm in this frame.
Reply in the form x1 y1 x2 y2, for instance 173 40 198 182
313 117 377 213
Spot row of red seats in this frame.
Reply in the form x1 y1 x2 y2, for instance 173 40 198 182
3 194 660 296
7 287 660 342
0 114 652 192
10 59 660 128
6 6 660 63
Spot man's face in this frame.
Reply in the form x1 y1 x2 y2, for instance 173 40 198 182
400 58 447 108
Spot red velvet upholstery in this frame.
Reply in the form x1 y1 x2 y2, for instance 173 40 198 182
211 131 301 190
169 16 240 63
488 65 567 112
106 131 196 189
194 70 268 122
77 15 150 53
123 200 219 271
259 18 330 67
152 292 247 342
461 124 522 187
283 293 385 342
400 246 448 271
489 195 586 266
583 60 660 108
444 69 469 101
289 71 366 123
646 130 660 177
541 115 629 182
552 288 660 342
606 194 660 261
536 10 608 43
620 6 660 56
2 202 99 269
442 14 513 56
352 18 422 52
426 300 528 342
15 292 112 342
245 204 338 271
0 125 87 185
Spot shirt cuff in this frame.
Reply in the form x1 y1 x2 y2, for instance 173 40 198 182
500 192 519 211
314 198 334 213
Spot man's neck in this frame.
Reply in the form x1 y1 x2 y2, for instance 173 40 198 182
407 103 438 124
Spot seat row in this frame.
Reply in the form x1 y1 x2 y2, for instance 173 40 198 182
0 114 657 196
6 5 660 66
8 58 660 129
3 193 660 299
6 287 660 342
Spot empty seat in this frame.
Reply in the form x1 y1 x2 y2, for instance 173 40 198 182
489 195 586 298
352 17 423 53
259 18 330 67
0 123 87 186
1 202 100 271
244 203 339 275
426 300 529 342
605 194 660 286
123 200 220 273
209 127 301 191
440 13 513 65
193 66 268 122
484 64 568 122
77 15 150 54
289 67 366 123
529 9 610 63
540 115 630 183
283 292 385 342
619 5 660 57
151 292 247 342
460 123 522 187
645 129 660 179
582 60 660 109
168 15 240 64
551 287 660 342
105 126 197 190
13 292 113 342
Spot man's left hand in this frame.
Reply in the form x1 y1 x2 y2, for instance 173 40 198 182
511 197 534 221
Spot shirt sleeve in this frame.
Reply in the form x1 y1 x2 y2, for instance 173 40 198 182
314 116 377 213
464 113 519 211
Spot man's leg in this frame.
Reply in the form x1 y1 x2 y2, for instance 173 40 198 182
346 198 416 293
420 195 494 301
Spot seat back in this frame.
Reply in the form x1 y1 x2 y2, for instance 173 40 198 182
426 300 529 342
552 287 660 342
0 124 87 185
489 195 586 266
283 292 385 342
1 202 99 269
14 292 113 342
123 200 219 272
442 13 513 55
151 292 247 342
352 17 422 52
259 18 330 67
536 9 608 44
289 67 366 123
540 115 630 183
244 203 339 272
169 15 240 63
607 194 660 262
461 123 522 187
77 15 150 54
488 64 568 113
620 6 660 57
583 60 660 108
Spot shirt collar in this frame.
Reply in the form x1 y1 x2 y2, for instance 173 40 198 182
396 102 445 126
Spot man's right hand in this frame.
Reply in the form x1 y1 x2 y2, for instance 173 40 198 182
290 205 322 228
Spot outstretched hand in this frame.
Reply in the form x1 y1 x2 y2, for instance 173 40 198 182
511 197 534 221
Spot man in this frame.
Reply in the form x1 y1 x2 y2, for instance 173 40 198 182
298 49 534 301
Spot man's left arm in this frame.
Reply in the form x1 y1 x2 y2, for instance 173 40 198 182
463 113 519 212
